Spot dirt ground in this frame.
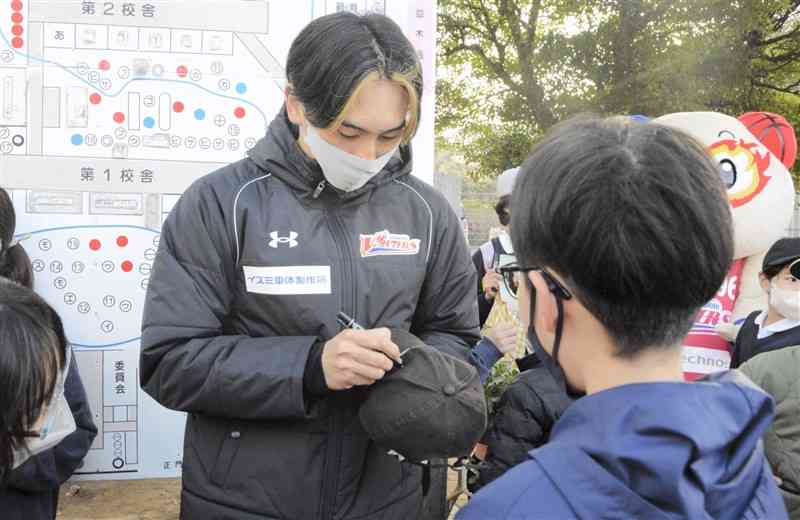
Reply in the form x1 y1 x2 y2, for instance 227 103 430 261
57 479 181 520
56 474 468 519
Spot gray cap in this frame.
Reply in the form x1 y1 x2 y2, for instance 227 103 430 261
496 167 519 197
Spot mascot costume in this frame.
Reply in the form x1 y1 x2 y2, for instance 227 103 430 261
655 112 797 380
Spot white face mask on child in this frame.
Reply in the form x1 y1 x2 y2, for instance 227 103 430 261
769 284 800 322
12 348 76 469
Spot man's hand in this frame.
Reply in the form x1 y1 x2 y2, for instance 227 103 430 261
482 271 502 301
485 322 519 355
321 328 402 390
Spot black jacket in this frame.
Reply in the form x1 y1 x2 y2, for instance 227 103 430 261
732 311 800 368
1 349 98 519
470 354 573 492
140 109 480 519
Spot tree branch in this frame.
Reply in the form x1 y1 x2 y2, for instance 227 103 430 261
440 0 556 130
762 47 800 63
771 0 800 32
753 79 800 95
756 25 800 47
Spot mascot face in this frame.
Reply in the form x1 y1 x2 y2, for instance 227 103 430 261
655 112 795 259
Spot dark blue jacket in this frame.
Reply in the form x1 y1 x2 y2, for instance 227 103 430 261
458 370 787 520
1 350 98 520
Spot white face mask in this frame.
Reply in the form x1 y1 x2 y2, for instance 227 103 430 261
498 231 514 255
769 283 800 321
304 125 398 192
12 348 76 469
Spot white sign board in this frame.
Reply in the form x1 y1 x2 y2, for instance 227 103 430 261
1 0 436 480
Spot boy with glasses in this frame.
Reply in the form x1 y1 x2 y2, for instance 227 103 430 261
457 116 787 519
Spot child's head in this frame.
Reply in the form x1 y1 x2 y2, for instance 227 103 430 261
0 278 67 481
0 188 32 289
510 116 733 389
760 238 800 321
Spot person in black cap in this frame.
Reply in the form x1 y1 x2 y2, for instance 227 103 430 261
732 237 800 367
733 237 800 517
457 115 787 519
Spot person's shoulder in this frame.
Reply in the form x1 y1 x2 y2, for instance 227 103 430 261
740 344 800 388
458 459 574 520
392 174 454 215
177 158 272 213
194 157 268 195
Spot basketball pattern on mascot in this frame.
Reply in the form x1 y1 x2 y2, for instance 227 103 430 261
739 112 797 169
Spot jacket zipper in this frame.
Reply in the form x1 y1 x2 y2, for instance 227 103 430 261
313 180 327 199
333 215 357 320
320 211 357 520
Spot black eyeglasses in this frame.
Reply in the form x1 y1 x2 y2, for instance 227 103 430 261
497 264 573 301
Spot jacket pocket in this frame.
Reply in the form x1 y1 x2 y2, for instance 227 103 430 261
209 421 248 488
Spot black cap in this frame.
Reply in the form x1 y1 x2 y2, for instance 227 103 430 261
358 329 487 462
763 238 800 276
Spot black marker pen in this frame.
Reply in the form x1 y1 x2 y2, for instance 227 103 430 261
336 311 364 331
336 311 403 367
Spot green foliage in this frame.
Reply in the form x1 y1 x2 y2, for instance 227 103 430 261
438 0 800 182
484 357 519 415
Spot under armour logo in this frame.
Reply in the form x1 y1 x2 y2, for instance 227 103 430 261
269 231 298 248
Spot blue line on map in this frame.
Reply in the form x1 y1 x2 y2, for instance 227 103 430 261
16 224 161 237
71 337 141 349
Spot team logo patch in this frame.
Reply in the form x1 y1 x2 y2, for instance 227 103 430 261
360 230 421 258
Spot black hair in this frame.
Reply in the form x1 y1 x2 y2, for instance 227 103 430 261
0 188 32 289
495 195 511 226
511 116 733 358
0 278 67 482
764 262 795 281
286 11 422 142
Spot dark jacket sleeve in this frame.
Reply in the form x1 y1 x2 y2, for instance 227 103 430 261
473 382 547 491
411 198 480 361
6 349 98 492
140 180 320 420
469 338 503 384
471 248 493 328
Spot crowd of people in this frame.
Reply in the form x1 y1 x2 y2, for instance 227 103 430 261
0 10 798 520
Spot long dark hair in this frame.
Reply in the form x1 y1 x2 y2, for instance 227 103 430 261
286 11 423 143
0 278 67 482
0 188 32 289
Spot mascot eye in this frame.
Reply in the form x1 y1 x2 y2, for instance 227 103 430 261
719 159 737 189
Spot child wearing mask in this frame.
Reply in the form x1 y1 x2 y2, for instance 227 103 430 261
0 187 97 520
469 167 523 381
733 237 800 518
